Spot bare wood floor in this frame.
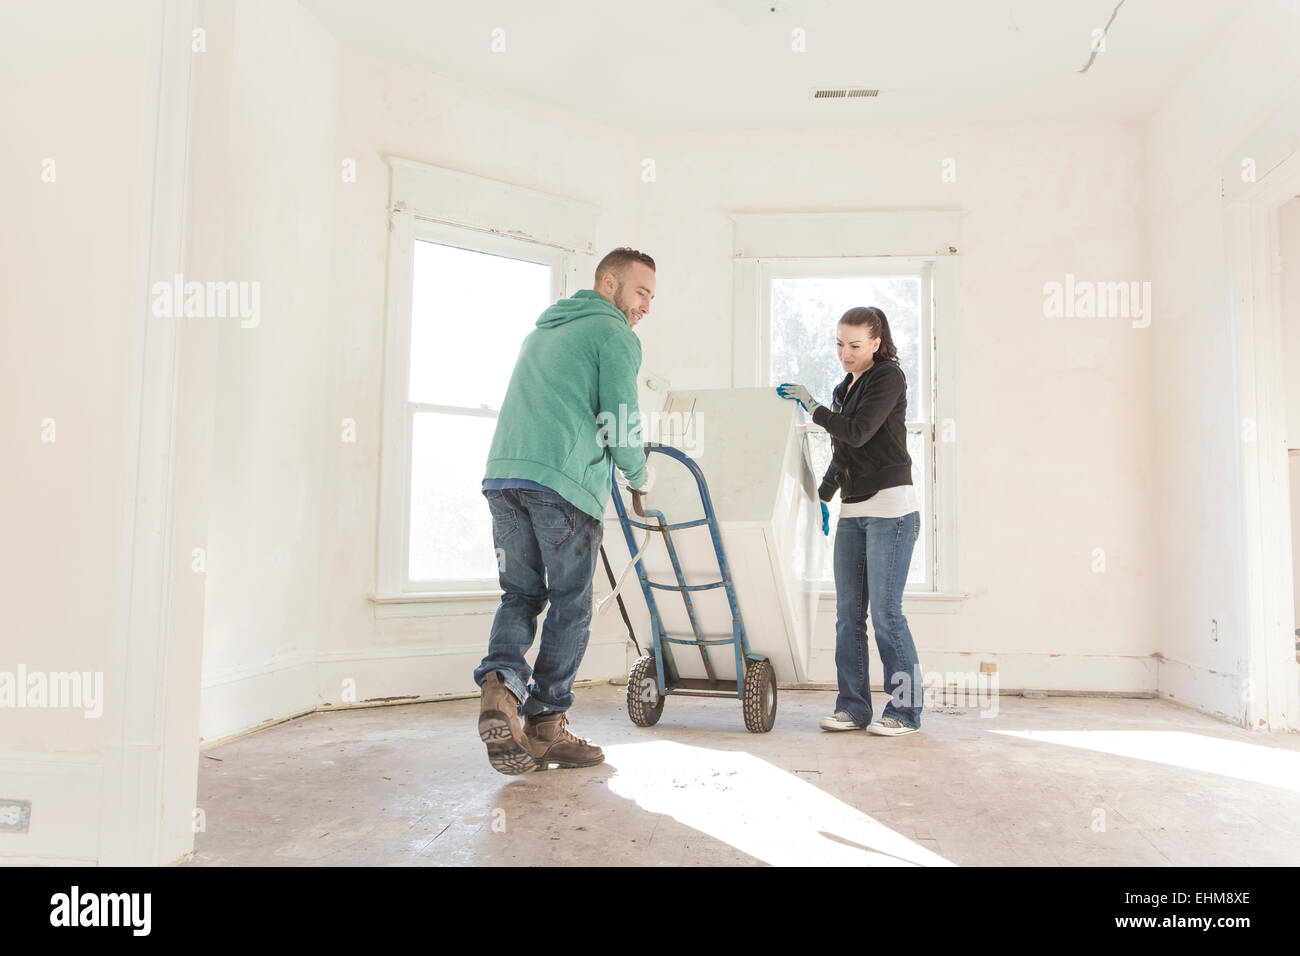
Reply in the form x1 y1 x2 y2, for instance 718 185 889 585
187 683 1300 866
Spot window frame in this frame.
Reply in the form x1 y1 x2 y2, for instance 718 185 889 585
376 159 598 606
729 211 963 605
760 258 936 590
401 223 568 594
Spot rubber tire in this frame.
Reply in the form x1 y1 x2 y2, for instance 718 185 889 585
742 658 778 733
626 655 665 727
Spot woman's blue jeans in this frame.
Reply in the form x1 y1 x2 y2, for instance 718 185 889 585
473 487 602 717
832 510 923 729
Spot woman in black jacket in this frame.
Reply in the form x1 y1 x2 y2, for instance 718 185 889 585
777 306 923 736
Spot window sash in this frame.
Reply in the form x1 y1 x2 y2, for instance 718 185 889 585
768 258 937 591
760 258 933 422
383 219 568 595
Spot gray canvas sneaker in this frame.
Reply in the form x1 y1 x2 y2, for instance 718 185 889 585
867 716 919 736
819 711 865 731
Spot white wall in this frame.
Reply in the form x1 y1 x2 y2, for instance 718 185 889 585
1147 0 1300 723
630 124 1156 692
193 0 342 741
0 0 156 862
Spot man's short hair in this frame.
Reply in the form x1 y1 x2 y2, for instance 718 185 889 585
594 247 655 287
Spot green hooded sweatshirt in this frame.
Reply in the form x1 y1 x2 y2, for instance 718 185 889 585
483 289 647 519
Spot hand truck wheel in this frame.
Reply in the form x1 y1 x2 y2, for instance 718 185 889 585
742 658 777 733
627 655 665 727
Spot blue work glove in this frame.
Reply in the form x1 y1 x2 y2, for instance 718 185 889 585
820 501 830 536
776 383 819 413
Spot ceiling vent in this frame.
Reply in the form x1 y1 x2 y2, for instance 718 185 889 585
811 87 879 99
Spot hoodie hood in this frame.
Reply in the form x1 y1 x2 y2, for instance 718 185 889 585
536 288 629 329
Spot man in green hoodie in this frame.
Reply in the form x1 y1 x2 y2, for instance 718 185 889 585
474 248 655 775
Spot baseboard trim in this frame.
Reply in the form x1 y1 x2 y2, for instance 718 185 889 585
0 752 103 863
1156 655 1249 728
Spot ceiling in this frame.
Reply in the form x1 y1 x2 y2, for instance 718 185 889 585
300 0 1239 129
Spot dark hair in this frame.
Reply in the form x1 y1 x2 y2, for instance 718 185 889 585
839 306 899 363
594 247 655 287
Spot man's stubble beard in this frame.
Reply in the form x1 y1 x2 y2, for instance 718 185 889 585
612 281 632 323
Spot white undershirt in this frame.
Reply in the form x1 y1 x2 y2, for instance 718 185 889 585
836 484 918 519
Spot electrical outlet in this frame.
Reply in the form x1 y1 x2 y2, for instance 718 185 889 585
0 799 31 832
1211 618 1219 642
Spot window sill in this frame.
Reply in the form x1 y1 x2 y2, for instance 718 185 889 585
816 589 967 614
372 589 968 617
369 590 501 618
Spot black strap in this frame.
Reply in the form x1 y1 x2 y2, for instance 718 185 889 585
599 543 641 656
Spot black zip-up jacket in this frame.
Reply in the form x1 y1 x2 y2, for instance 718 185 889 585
812 361 912 503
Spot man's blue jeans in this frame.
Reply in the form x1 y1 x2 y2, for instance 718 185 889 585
473 487 602 717
832 510 923 729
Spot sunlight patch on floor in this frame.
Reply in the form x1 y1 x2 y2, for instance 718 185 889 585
989 729 1300 791
603 740 954 866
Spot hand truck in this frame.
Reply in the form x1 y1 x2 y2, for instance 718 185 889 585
609 443 778 733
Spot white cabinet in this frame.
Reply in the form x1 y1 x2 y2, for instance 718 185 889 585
603 388 823 682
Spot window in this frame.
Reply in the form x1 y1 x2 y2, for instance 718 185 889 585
765 260 934 588
379 218 569 598
376 159 600 605
728 211 962 600
405 233 562 586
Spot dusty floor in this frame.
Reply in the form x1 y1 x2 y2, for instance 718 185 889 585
186 683 1300 866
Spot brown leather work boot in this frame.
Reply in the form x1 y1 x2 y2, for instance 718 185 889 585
523 712 605 769
478 672 538 775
